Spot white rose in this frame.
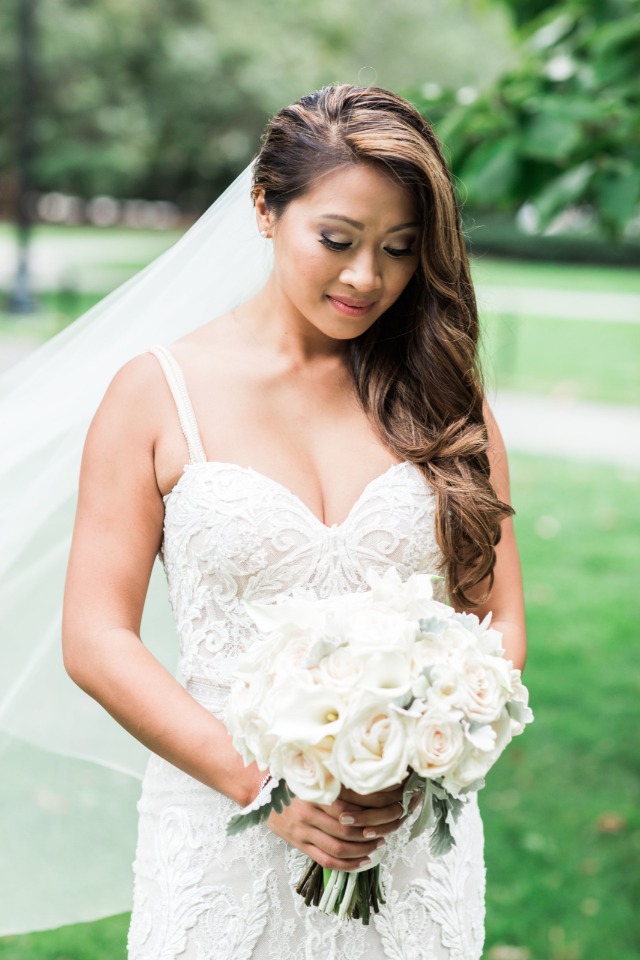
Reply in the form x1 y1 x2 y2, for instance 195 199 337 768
454 651 508 723
270 738 340 805
316 647 364 691
409 708 465 777
329 695 411 794
269 627 327 678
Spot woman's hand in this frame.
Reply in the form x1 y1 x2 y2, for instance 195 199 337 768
266 781 423 872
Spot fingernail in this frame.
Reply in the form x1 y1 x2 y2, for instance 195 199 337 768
340 815 355 825
360 857 372 867
363 829 377 839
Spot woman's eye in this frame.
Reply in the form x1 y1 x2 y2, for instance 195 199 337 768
386 246 416 259
320 235 351 251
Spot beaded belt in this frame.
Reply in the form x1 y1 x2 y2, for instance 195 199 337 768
185 676 230 715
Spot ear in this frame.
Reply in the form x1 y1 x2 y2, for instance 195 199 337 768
253 186 273 238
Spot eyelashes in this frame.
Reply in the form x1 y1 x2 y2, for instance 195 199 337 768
319 235 416 259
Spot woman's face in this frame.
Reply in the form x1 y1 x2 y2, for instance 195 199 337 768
256 162 421 342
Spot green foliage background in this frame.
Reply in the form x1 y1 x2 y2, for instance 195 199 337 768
0 0 515 206
411 0 640 238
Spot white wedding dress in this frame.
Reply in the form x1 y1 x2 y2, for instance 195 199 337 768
127 344 486 960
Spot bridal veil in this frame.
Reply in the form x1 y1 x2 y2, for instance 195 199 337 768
0 162 273 934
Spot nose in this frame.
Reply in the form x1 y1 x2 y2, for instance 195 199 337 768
339 248 383 295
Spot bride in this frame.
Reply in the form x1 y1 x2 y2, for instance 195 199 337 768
8 84 526 957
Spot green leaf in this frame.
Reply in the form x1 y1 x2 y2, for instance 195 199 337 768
401 770 426 816
428 796 457 857
534 161 596 227
521 110 584 162
458 135 520 206
596 165 640 230
226 779 293 836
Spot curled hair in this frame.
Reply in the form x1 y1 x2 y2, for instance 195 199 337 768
252 84 514 608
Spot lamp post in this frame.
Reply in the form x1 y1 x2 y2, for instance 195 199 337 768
9 0 37 314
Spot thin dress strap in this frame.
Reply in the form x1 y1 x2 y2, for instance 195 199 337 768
148 344 207 464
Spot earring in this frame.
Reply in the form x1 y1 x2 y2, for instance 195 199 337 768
260 229 268 238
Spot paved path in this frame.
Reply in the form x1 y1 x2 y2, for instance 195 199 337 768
490 389 640 470
477 285 640 324
1 338 638 471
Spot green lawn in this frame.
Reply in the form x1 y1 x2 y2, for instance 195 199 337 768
472 257 640 294
2 453 638 960
480 312 640 405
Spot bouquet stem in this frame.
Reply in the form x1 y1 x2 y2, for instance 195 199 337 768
295 859 385 923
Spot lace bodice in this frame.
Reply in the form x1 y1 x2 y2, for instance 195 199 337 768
152 345 445 696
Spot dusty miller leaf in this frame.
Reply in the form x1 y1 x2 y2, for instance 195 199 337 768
226 779 293 836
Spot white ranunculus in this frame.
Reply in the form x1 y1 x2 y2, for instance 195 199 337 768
266 680 346 746
329 695 411 794
410 708 466 778
424 662 464 711
270 738 340 805
411 636 445 673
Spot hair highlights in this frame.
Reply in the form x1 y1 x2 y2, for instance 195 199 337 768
252 84 514 608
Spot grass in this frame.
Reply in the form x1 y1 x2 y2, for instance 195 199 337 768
1 454 638 959
480 312 640 405
471 256 640 294
482 454 640 960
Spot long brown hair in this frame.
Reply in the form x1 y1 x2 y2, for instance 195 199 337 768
252 84 513 608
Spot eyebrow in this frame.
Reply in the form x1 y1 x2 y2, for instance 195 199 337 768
320 214 420 233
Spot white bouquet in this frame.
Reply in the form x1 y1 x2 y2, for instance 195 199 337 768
224 567 533 923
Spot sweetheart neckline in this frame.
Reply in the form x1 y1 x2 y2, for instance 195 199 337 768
162 459 430 531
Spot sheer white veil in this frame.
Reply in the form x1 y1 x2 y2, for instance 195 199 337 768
0 161 274 934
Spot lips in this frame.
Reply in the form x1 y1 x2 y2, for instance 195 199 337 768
326 294 378 316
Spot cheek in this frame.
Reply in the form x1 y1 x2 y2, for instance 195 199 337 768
282 241 332 294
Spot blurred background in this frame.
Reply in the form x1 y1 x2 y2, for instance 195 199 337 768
0 0 638 957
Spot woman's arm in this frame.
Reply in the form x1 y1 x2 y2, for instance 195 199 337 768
62 354 264 809
464 399 527 672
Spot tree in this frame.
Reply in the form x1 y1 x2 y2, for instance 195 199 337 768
0 0 516 209
409 0 640 238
